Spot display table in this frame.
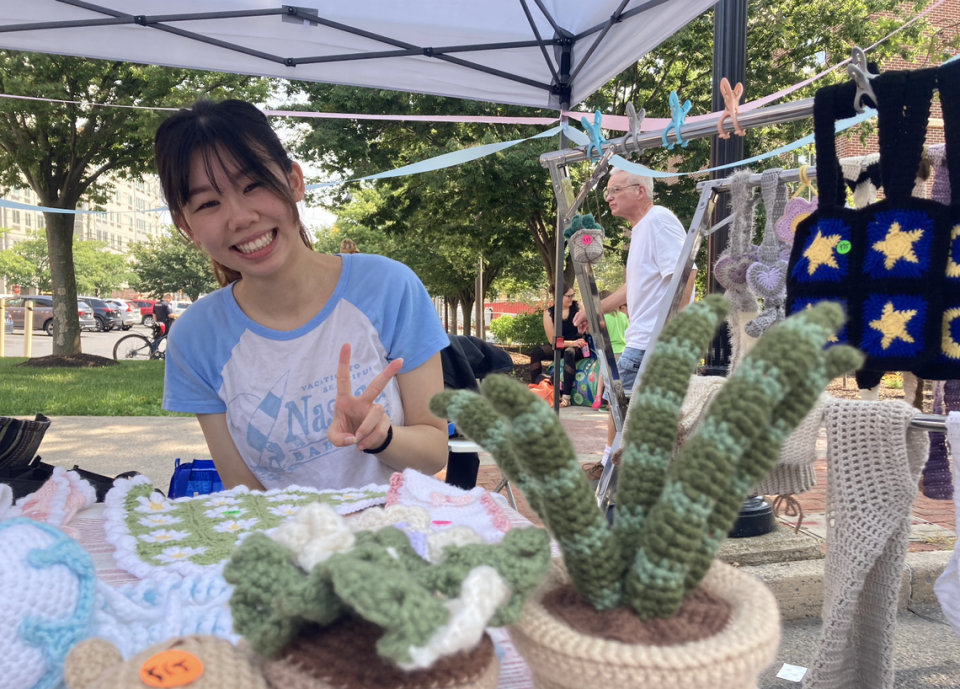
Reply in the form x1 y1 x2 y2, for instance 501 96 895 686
73 487 555 689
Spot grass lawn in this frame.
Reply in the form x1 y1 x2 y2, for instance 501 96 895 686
0 358 190 417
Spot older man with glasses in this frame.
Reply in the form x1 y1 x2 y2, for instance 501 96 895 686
574 168 696 472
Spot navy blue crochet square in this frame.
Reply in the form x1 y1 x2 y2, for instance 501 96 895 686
863 209 933 279
947 224 960 282
861 294 927 359
791 218 850 283
940 303 960 362
789 297 848 347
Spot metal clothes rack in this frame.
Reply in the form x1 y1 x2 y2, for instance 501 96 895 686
540 104 950 511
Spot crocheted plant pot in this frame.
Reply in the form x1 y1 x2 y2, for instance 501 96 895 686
509 560 780 689
259 616 500 689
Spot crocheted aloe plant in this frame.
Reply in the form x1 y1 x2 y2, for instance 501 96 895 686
224 506 550 668
431 296 862 619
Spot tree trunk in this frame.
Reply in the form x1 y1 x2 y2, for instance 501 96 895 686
45 212 82 356
458 290 474 337
449 294 459 335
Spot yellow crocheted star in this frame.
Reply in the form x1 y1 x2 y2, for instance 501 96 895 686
947 226 960 278
869 302 917 350
943 308 960 359
803 230 841 276
871 222 923 271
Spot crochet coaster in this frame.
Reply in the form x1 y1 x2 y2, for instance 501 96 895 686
386 469 511 544
93 573 239 660
0 519 96 689
103 475 386 578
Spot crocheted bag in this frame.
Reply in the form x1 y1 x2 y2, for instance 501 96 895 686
565 214 604 265
787 61 960 381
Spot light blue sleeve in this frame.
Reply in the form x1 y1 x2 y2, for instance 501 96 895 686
342 254 449 373
162 290 243 414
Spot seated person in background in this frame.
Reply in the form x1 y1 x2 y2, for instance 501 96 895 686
529 282 589 408
155 99 448 491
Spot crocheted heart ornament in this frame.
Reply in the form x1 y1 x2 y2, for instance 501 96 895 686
713 252 756 289
776 196 818 245
103 475 386 578
746 260 788 300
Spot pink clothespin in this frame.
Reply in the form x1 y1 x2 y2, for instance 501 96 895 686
717 77 746 139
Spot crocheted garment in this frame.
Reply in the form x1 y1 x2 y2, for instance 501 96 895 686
928 143 950 204
0 519 96 689
2 467 97 538
385 468 512 544
803 399 928 689
745 169 790 338
103 475 386 578
936 411 960 642
92 574 239 660
921 381 955 500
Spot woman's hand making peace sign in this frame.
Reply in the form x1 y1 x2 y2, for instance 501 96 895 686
327 343 403 452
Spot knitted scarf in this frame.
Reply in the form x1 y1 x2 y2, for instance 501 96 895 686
804 399 928 689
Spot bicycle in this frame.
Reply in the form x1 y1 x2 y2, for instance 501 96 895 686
113 323 168 361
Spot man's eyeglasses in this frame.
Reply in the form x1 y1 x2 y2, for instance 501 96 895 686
604 183 641 196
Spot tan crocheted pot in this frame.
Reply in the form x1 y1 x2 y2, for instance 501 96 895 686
509 560 781 689
259 617 500 689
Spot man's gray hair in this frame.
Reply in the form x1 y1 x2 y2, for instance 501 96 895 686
611 168 655 200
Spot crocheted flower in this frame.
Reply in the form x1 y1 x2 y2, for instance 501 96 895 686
154 546 207 564
137 514 182 528
270 502 355 571
864 209 933 279
203 496 240 508
134 493 174 514
212 518 259 534
268 504 300 517
138 529 190 544
331 492 370 502
775 196 817 245
266 493 306 502
203 506 247 519
425 525 484 564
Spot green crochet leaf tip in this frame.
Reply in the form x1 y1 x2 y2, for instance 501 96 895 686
563 213 603 239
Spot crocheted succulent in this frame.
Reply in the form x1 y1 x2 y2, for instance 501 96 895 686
224 504 550 668
431 296 863 619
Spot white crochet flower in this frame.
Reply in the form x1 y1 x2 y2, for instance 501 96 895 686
268 504 300 517
212 518 259 534
203 506 247 519
203 496 239 507
425 525 484 563
138 514 182 527
270 502 355 571
348 504 432 533
266 494 302 502
334 491 369 501
154 546 207 563
134 493 174 514
139 529 190 544
400 565 511 670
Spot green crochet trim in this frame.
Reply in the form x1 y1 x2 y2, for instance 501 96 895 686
224 525 551 663
431 297 862 618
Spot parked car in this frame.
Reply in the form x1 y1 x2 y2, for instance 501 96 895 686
78 296 123 332
170 301 192 319
105 298 140 331
2 296 96 335
130 299 157 325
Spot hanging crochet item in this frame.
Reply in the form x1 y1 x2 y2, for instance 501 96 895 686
929 143 951 204
717 77 746 139
936 411 960 643
564 213 605 265
662 91 692 150
776 166 818 246
745 169 790 337
840 153 882 208
0 519 96 689
580 110 605 162
920 381 955 500
714 170 760 367
787 60 960 382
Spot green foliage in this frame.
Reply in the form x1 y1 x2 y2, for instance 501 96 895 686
0 358 187 416
0 232 49 290
129 230 218 302
488 311 547 348
225 523 551 664
432 298 861 618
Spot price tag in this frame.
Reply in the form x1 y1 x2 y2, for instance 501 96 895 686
139 650 204 687
837 240 852 255
775 664 807 682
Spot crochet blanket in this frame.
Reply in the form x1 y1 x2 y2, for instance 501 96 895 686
103 475 386 578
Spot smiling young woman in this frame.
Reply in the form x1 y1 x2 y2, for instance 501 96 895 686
153 99 449 492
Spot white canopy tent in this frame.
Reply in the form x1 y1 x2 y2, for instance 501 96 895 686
0 0 717 109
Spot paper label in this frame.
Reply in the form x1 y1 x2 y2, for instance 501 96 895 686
775 664 807 682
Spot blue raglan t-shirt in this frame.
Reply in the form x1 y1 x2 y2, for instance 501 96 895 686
163 254 449 491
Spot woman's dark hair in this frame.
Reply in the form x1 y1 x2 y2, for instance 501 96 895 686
154 99 313 287
549 282 574 295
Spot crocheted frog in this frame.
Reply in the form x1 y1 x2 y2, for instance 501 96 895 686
580 110 606 161
662 91 692 150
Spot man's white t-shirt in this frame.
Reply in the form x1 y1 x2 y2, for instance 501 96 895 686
162 254 449 491
624 205 687 351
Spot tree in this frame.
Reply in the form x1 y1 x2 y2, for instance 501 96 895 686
73 241 135 297
286 0 926 296
0 231 49 291
130 231 218 302
0 52 270 354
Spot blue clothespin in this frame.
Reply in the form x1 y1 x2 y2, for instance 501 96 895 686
662 91 692 150
580 110 605 161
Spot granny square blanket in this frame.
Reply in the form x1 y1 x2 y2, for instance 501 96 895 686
103 475 386 578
